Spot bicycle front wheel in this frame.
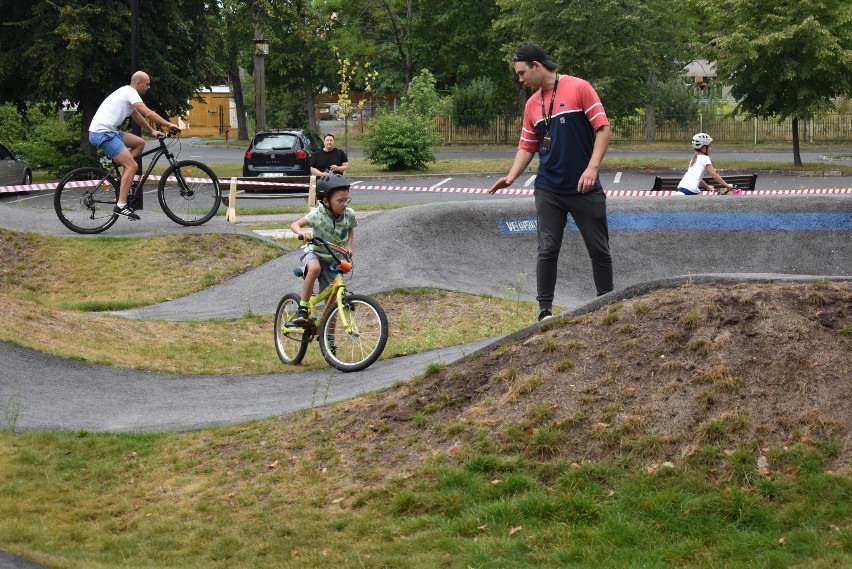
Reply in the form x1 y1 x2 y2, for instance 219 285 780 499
274 293 310 366
319 294 388 372
158 160 221 226
54 167 119 234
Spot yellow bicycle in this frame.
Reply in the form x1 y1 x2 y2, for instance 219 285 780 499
274 237 388 372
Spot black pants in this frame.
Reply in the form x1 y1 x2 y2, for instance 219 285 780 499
534 188 613 308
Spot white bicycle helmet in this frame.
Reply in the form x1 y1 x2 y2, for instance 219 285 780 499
691 132 713 150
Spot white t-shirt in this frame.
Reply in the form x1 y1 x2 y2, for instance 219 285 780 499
89 85 142 133
677 154 712 194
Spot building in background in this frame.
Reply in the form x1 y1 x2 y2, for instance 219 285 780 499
173 86 234 136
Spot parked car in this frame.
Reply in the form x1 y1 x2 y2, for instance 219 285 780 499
0 143 32 187
242 129 322 178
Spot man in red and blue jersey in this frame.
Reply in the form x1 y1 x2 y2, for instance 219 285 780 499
489 44 613 321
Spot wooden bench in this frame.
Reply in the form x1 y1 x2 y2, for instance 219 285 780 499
651 173 758 192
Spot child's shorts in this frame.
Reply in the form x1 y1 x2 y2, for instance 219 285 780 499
300 252 336 292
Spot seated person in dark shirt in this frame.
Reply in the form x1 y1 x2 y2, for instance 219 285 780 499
310 133 349 176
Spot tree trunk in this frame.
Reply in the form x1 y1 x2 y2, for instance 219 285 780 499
304 65 317 134
645 73 657 143
645 102 656 143
228 58 248 141
792 117 802 166
78 97 97 158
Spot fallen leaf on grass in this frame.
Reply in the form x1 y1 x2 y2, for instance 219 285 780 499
509 525 523 536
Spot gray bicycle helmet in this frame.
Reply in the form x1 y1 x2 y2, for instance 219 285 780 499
316 173 351 202
691 132 713 150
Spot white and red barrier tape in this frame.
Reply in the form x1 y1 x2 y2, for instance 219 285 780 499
3 178 851 196
352 186 851 197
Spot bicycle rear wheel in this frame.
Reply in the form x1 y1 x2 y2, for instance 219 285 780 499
274 293 310 365
319 294 388 372
158 160 221 226
54 167 119 234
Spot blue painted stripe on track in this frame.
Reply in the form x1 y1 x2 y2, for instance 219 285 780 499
497 213 852 235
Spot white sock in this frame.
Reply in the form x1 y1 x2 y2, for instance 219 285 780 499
116 202 126 208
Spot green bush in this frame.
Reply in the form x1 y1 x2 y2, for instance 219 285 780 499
452 76 503 128
653 80 701 125
363 112 439 171
0 104 92 176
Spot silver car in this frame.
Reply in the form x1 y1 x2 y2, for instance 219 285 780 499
0 143 32 187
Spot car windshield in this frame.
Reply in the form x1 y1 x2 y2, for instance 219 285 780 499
254 134 297 151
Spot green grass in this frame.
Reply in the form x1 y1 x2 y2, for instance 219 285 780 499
0 231 536 374
1 430 849 568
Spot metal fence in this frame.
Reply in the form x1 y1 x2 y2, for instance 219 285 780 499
428 114 852 145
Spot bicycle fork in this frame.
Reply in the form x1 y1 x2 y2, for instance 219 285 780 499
335 288 360 337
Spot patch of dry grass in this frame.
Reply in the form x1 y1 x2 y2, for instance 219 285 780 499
0 230 283 310
0 230 537 374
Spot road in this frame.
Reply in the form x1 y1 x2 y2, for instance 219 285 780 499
162 136 850 168
2 137 849 213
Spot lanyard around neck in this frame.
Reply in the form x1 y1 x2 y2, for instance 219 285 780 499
541 74 560 130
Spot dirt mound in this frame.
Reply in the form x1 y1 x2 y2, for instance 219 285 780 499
290 281 851 479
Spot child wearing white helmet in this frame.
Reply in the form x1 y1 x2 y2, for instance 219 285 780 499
675 133 736 195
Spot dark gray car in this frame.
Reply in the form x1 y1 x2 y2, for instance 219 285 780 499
0 143 32 187
242 129 322 178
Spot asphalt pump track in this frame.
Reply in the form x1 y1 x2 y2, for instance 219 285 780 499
0 194 850 434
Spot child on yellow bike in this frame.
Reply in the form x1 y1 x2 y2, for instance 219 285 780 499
288 173 356 325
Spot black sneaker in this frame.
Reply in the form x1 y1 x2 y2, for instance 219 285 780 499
114 204 140 220
292 308 310 324
538 308 553 322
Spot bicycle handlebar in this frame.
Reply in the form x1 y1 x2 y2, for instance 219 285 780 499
298 235 352 265
155 129 180 140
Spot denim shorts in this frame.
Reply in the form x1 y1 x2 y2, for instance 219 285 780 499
676 187 700 195
89 131 126 159
300 252 337 292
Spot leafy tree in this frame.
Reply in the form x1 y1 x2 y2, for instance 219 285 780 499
327 0 420 97
494 0 691 124
0 1 220 155
697 0 852 165
410 0 506 89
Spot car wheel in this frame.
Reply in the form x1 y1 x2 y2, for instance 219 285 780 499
22 170 32 185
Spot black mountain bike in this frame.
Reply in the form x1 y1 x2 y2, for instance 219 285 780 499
54 133 221 234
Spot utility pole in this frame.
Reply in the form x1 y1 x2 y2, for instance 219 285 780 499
253 26 268 133
130 0 143 208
